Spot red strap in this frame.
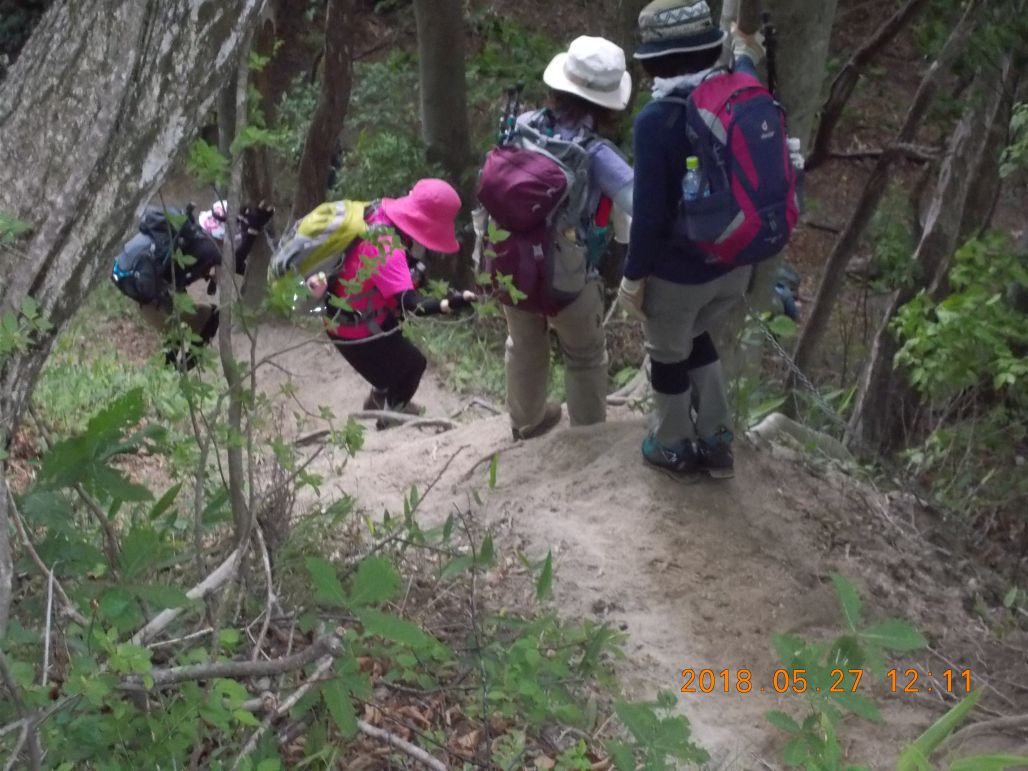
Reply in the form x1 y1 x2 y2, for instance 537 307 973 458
595 195 612 227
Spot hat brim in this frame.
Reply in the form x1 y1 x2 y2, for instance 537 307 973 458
380 197 460 254
543 53 632 111
633 28 726 60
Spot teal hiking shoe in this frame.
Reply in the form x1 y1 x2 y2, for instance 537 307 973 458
641 436 699 475
697 428 734 479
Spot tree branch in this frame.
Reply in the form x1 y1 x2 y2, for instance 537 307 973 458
807 0 932 170
131 546 242 645
357 719 447 771
128 632 343 689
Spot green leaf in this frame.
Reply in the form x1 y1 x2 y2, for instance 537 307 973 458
536 550 553 601
605 741 635 771
829 689 881 722
348 556 403 607
831 574 862 631
859 619 927 651
233 709 260 727
766 710 801 734
783 737 806 765
949 755 1028 771
478 535 494 566
1002 587 1018 608
121 526 162 579
439 555 474 580
898 690 983 771
148 483 182 521
131 584 191 609
322 679 357 738
488 453 498 488
256 759 283 771
92 465 153 503
357 608 430 649
306 557 347 607
768 314 797 338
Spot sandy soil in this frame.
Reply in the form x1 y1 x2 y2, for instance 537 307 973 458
220 318 1028 769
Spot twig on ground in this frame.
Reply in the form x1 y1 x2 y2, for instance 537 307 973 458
357 719 447 771
943 713 1028 748
928 647 1017 710
147 627 215 650
351 411 458 431
251 525 275 663
127 633 343 689
42 564 55 687
449 397 502 418
131 546 242 645
231 654 336 771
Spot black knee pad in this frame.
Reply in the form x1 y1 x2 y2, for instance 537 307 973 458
650 358 691 394
686 332 719 369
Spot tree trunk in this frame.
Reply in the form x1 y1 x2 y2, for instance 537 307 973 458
241 1 309 307
848 57 1019 451
291 0 355 221
0 0 266 637
790 0 983 382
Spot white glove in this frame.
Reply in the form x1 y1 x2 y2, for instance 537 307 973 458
618 277 647 322
731 22 765 66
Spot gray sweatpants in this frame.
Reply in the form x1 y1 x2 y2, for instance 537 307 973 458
642 267 751 444
503 279 607 432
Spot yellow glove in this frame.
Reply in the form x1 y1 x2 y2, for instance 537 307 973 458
618 277 647 322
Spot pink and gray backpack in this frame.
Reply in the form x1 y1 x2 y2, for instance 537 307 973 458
663 69 800 267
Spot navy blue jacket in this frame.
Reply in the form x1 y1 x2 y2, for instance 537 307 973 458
624 57 757 285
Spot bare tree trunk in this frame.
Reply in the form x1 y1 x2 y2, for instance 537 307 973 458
413 0 473 240
848 57 1018 451
790 0 983 382
291 0 355 221
0 0 267 635
220 43 253 545
241 1 308 306
806 0 931 171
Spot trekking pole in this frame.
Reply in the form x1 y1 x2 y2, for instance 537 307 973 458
499 85 516 144
509 81 525 141
761 11 779 100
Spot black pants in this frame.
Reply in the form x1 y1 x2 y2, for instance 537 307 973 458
331 324 427 407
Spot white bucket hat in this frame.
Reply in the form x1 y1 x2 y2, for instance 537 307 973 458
543 36 632 111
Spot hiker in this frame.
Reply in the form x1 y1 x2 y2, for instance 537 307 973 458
619 0 797 478
303 179 477 416
111 201 274 370
481 35 634 440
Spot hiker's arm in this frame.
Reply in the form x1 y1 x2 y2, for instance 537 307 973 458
624 108 672 280
397 289 476 317
233 204 276 275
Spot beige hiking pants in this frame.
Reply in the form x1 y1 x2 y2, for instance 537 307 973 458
503 279 607 432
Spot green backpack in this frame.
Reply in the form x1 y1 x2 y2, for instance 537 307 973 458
269 200 369 282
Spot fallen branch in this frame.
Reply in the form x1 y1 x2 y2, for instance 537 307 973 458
131 546 242 645
357 719 447 771
942 713 1028 749
231 654 336 771
830 142 941 163
128 632 343 688
250 525 275 663
350 410 458 431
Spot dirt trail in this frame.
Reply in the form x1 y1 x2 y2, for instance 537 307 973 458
247 321 1028 768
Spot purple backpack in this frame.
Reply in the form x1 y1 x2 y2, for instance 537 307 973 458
664 69 799 267
476 111 594 316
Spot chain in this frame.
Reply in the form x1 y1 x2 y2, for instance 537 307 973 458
743 296 850 431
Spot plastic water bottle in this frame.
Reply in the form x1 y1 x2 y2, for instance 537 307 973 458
682 156 703 202
787 137 804 171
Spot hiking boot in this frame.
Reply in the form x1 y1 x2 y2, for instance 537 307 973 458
512 402 562 441
363 388 388 411
697 428 734 479
641 435 700 475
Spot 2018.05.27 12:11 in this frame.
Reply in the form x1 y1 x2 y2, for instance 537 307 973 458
887 667 972 693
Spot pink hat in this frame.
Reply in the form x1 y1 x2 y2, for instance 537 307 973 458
380 178 461 254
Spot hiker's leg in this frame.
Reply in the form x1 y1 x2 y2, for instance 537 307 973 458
503 304 550 433
334 335 395 394
687 267 751 437
686 332 730 437
550 280 607 426
385 334 427 407
643 278 716 444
